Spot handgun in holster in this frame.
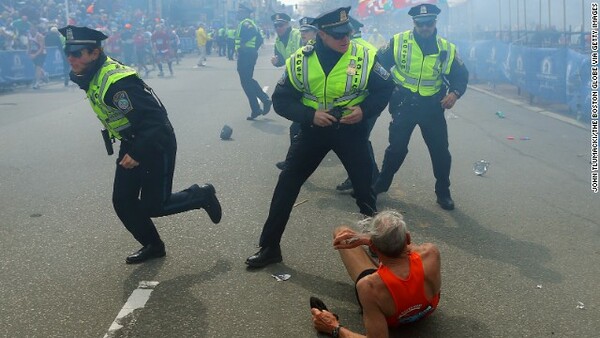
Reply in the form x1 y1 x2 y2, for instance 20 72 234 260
328 106 344 129
101 129 114 155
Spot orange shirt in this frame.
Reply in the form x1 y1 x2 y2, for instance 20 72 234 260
377 252 440 326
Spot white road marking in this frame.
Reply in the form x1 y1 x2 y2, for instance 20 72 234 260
104 281 159 338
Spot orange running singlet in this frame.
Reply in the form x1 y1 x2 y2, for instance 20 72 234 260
377 251 440 326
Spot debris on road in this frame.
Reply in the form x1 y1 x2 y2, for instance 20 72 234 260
576 301 585 310
495 111 505 118
473 160 490 176
293 199 308 208
272 273 291 282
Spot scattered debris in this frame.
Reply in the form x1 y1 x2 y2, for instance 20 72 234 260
220 125 233 140
495 111 505 118
271 273 291 282
293 199 308 208
520 136 531 140
506 136 515 140
473 160 490 176
576 301 585 310
536 284 542 289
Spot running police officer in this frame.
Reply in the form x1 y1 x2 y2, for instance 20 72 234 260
245 7 395 268
270 13 301 68
372 4 469 210
235 3 272 121
59 26 222 264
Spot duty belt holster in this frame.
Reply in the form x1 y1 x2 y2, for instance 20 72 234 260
101 129 114 156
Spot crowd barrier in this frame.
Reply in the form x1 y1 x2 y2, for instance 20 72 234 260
0 39 202 87
0 46 66 86
455 40 591 120
2 40 591 121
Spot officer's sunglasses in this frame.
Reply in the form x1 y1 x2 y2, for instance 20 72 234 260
414 20 436 28
274 23 286 28
328 31 351 40
64 49 85 58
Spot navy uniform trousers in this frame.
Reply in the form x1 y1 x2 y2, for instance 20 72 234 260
236 47 270 114
377 101 452 197
258 123 377 248
112 135 210 246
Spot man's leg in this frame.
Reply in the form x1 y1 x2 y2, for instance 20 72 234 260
258 132 330 248
336 116 379 191
420 109 453 209
373 112 418 194
237 50 262 115
138 140 222 223
112 150 165 264
247 132 330 268
334 127 376 216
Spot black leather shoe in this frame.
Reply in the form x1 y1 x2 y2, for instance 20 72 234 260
436 196 455 210
201 184 222 223
336 177 353 191
246 111 261 120
245 246 282 268
275 161 287 170
262 99 272 115
125 243 166 264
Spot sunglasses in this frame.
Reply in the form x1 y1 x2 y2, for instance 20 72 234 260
274 23 286 28
328 31 351 40
415 20 436 28
64 49 85 58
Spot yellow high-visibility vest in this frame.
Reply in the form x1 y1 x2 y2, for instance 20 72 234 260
391 30 455 96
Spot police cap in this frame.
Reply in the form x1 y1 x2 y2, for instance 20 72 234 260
299 17 317 32
313 7 353 34
271 13 291 24
408 4 441 23
58 25 108 52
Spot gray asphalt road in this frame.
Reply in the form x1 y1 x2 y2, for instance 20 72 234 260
0 46 598 338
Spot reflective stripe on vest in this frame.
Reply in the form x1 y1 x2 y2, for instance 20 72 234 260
391 31 455 96
86 57 137 140
275 29 302 60
285 41 375 112
235 18 257 49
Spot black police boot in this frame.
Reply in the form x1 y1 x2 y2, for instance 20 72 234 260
436 195 455 211
336 177 353 191
262 99 272 115
245 246 282 268
275 161 287 170
199 184 222 223
125 242 166 264
246 111 262 120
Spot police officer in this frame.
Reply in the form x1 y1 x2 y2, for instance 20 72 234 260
59 26 222 264
235 4 272 121
270 13 301 68
373 4 469 210
245 7 395 268
299 17 318 45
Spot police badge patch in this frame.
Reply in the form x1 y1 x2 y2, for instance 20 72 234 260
373 62 390 80
113 91 133 113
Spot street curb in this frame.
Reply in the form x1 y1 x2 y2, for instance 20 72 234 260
468 85 587 131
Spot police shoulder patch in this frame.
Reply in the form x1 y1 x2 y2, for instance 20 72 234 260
113 91 133 113
373 62 390 80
